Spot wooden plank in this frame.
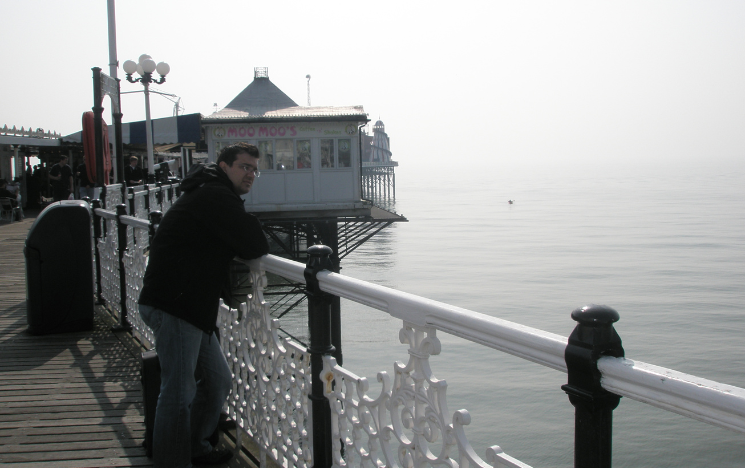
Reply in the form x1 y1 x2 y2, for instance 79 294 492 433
3 457 154 468
0 423 143 438
0 446 149 463
0 415 145 430
0 212 258 468
0 390 135 402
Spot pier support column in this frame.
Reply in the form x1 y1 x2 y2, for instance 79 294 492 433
562 304 624 468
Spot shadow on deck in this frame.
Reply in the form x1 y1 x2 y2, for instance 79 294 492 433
0 211 260 468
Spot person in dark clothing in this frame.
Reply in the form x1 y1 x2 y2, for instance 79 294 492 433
0 179 22 221
124 156 144 186
138 142 268 467
0 179 16 200
49 156 73 201
76 158 94 199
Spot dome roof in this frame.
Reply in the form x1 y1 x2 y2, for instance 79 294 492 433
223 73 298 116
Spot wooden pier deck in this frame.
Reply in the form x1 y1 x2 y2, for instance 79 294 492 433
0 211 258 467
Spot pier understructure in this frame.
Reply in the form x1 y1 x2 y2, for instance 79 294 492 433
227 205 406 363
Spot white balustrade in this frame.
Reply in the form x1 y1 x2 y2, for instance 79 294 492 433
91 185 745 468
131 187 149 220
147 184 159 213
120 215 155 348
104 184 124 210
217 268 313 468
95 209 121 320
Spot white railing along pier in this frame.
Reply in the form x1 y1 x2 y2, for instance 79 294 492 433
86 185 745 468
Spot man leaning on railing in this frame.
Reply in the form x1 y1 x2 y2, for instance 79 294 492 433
138 142 269 467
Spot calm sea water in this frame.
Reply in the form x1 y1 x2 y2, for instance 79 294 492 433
336 159 745 467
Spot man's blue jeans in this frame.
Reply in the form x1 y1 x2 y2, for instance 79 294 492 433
140 305 233 468
79 186 95 200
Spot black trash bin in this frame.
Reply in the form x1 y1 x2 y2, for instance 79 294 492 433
25 200 95 335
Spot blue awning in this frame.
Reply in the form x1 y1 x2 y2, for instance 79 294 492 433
61 113 202 145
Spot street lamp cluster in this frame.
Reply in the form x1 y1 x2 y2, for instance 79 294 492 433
122 54 170 180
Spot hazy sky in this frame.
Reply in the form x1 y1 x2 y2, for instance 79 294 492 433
2 1 745 172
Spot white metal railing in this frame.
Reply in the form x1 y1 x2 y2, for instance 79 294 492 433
0 124 62 139
91 184 745 468
307 264 745 435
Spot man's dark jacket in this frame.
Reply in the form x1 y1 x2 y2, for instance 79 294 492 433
124 164 144 186
138 163 269 333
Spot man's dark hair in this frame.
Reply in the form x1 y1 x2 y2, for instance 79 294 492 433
217 142 259 166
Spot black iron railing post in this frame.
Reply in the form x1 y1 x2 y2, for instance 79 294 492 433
156 181 163 210
112 204 131 331
562 304 624 468
91 199 104 305
126 185 134 215
144 184 151 213
148 211 162 245
304 245 335 468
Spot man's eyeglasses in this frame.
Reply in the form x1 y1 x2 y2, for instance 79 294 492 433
236 164 260 177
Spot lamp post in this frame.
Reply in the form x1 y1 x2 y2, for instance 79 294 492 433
122 54 170 180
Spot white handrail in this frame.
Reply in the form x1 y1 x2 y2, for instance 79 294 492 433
247 254 745 435
599 357 745 433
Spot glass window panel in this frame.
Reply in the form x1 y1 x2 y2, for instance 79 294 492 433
275 140 294 170
258 140 273 170
296 140 312 169
321 139 335 168
338 139 351 168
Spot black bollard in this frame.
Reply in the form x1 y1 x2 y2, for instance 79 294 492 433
304 245 335 468
562 304 624 468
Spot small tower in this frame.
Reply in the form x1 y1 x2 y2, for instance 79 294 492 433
371 120 391 162
361 119 398 201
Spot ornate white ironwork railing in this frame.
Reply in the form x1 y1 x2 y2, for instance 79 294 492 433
120 214 155 348
90 186 745 468
95 208 121 318
103 183 125 209
0 124 62 139
123 182 180 219
303 262 745 434
217 277 313 468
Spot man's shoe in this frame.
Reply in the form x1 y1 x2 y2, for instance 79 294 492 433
192 448 233 466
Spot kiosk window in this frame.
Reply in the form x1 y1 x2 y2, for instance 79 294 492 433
296 140 311 169
276 140 294 170
338 139 351 168
258 141 273 170
321 139 334 168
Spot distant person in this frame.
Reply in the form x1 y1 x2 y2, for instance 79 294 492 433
76 158 94 200
6 178 20 198
8 178 24 219
49 156 73 201
124 156 144 186
0 178 15 199
39 163 53 202
0 179 22 220
138 142 268 467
